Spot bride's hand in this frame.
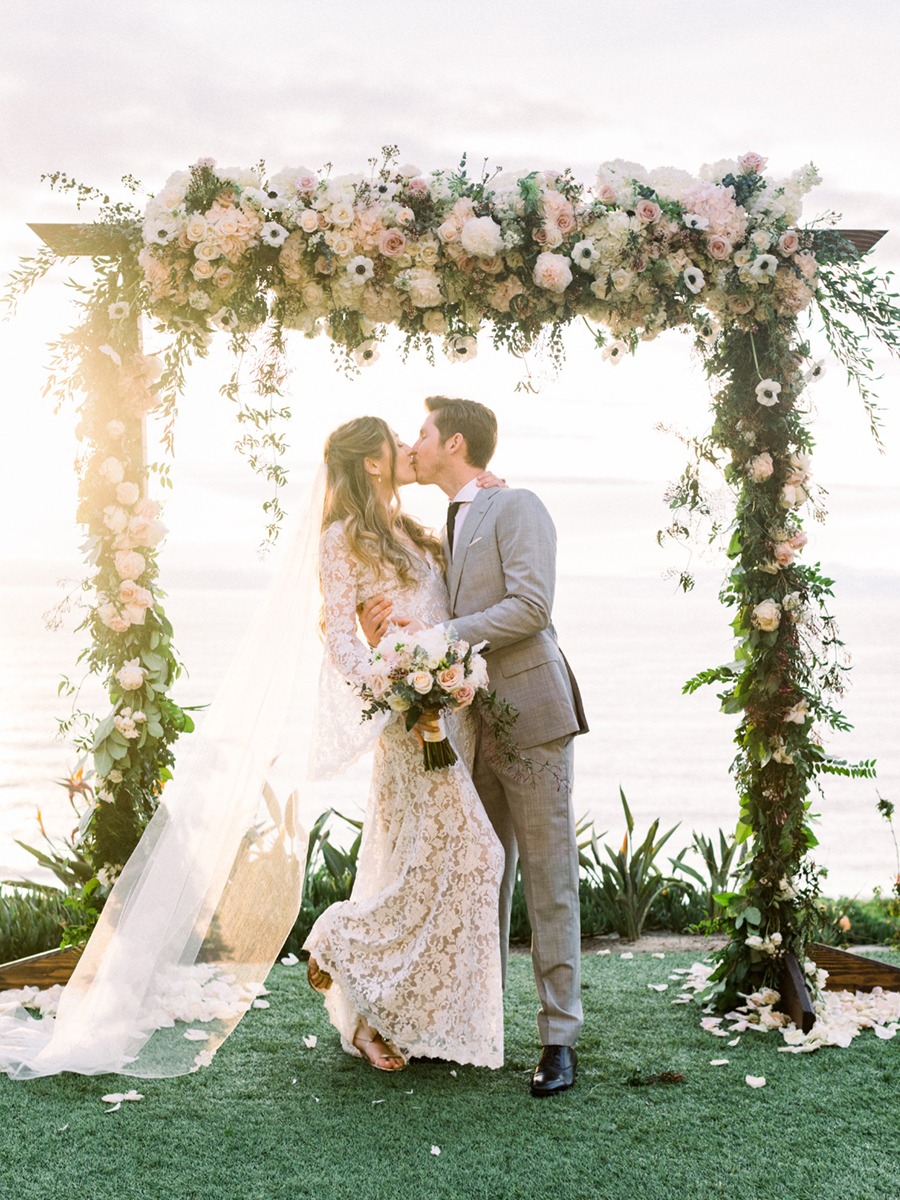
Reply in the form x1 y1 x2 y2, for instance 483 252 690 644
475 470 507 489
358 595 394 645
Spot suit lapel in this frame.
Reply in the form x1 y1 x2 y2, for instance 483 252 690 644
448 488 498 611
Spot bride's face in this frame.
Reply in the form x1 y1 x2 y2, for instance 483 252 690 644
368 434 416 489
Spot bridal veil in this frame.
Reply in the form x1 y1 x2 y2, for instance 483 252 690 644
0 466 382 1079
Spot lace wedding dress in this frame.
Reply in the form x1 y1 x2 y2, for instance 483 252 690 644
304 521 504 1068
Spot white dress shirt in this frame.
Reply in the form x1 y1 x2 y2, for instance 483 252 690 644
448 477 481 555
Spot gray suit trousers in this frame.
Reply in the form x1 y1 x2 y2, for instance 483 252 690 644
471 728 583 1047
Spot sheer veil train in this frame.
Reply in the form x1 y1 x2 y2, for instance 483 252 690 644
0 466 381 1080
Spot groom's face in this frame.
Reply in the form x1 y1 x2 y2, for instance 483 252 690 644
411 413 447 485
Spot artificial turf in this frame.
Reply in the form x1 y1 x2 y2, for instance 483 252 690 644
1 950 898 1200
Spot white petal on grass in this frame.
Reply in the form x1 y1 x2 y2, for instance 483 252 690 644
372 1099 385 1105
449 1070 457 1078
727 1037 741 1047
652 953 666 959
873 1025 896 1040
101 1090 143 1103
252 999 270 1009
280 953 299 966
184 1029 210 1041
648 983 668 992
303 1035 318 1049
710 1059 729 1066
620 952 634 960
745 1075 767 1088
431 1146 442 1157
596 949 612 957
104 1103 122 1114
671 997 692 1005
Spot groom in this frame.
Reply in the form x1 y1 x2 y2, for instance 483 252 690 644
363 396 587 1097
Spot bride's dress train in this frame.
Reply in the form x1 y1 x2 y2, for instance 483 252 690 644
305 521 504 1068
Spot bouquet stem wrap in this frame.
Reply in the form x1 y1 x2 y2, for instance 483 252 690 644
420 710 458 772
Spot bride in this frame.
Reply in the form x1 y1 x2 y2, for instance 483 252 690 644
0 414 503 1081
304 416 504 1071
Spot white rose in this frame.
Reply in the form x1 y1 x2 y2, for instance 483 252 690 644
408 671 434 694
298 209 320 234
115 658 146 691
459 216 504 258
103 505 129 534
751 599 782 632
184 216 208 243
532 251 572 294
99 456 125 485
116 481 141 506
406 268 443 308
387 692 411 713
114 550 146 580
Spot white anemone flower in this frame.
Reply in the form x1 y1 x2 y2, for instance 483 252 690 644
683 212 710 231
260 221 289 247
445 334 477 363
750 254 779 279
354 340 380 367
683 266 705 294
601 340 628 365
755 379 782 406
570 239 598 269
347 255 375 283
108 301 131 320
804 359 826 384
144 218 179 246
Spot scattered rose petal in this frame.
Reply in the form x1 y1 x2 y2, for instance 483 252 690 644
431 1146 441 1157
449 1069 457 1078
58 1125 69 1133
280 953 299 966
303 1035 317 1049
620 952 634 960
873 1025 895 1040
652 953 665 959
252 999 270 1009
596 949 612 957
184 1029 209 1041
372 1099 385 1105
727 1038 741 1047
745 1075 766 1088
710 1059 729 1066
671 996 692 1005
104 1102 121 1114
101 1090 143 1103
648 984 668 992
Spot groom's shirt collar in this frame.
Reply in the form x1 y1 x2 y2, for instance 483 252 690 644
448 477 481 553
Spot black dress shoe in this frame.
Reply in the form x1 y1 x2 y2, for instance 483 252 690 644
530 1044 577 1097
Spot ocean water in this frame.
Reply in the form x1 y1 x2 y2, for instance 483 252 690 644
1 480 897 899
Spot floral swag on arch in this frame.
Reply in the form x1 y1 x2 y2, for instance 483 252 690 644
7 147 898 1011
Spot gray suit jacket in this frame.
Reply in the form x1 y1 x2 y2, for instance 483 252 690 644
444 487 588 751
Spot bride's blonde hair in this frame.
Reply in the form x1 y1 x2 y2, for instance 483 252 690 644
322 416 442 584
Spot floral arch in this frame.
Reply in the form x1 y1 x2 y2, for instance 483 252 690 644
7 148 898 1011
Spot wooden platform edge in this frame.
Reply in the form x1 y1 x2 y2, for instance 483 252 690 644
778 952 817 1033
0 946 83 990
808 941 900 993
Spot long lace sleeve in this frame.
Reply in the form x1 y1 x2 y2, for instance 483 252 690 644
309 521 388 780
319 521 368 683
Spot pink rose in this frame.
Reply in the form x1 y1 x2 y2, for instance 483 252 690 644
99 456 125 485
116 481 140 506
596 182 618 204
437 664 465 691
134 498 161 520
778 231 800 256
748 452 774 482
707 235 733 260
407 177 429 195
451 683 476 708
296 171 318 194
752 599 782 632
773 542 795 567
98 603 130 633
788 530 808 550
128 516 167 548
409 671 433 694
533 251 573 294
738 151 768 175
555 209 577 234
635 199 661 224
378 228 407 257
118 580 152 608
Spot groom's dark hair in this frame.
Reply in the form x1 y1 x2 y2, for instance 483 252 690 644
425 396 497 468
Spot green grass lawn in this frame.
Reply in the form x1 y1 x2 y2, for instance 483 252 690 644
2 950 898 1200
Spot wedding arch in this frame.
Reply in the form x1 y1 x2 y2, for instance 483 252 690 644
6 148 898 1012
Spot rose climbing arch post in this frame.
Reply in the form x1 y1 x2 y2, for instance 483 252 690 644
7 148 897 1008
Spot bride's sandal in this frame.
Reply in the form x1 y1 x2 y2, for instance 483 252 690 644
306 956 333 993
352 1026 406 1072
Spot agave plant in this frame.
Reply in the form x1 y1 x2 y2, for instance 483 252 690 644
583 788 680 942
670 829 749 923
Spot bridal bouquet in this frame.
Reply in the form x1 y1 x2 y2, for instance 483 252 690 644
356 626 490 770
